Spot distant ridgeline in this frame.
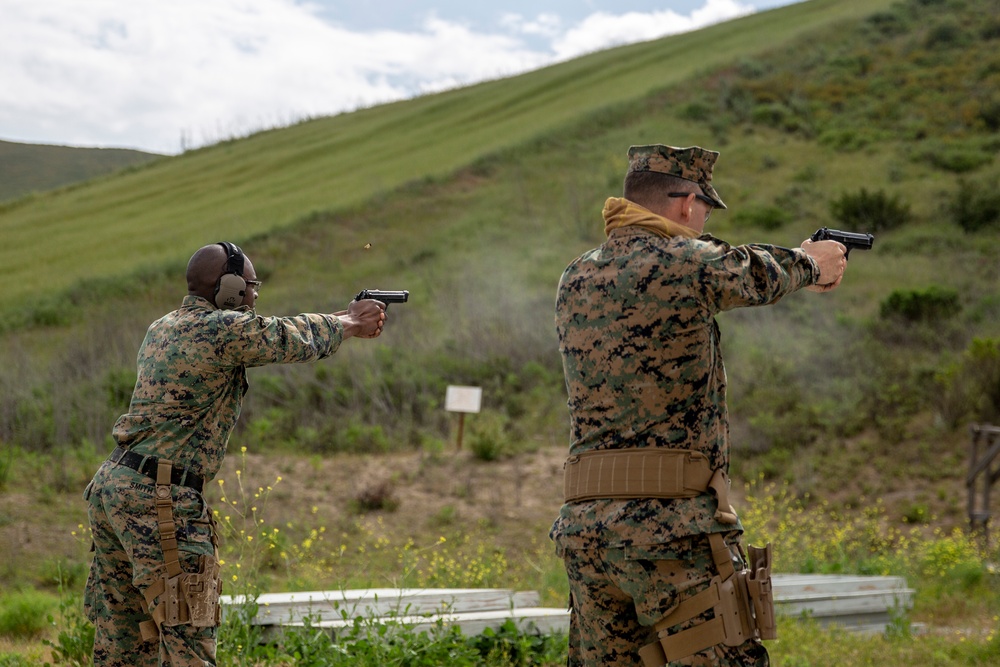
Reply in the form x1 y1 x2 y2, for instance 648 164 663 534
0 139 163 203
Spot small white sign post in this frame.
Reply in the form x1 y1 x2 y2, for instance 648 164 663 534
445 385 482 450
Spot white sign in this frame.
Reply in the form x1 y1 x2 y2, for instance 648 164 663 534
445 385 482 414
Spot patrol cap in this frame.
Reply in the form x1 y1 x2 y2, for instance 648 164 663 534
627 144 727 209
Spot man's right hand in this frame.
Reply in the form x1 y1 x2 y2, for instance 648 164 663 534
800 239 847 292
341 298 386 338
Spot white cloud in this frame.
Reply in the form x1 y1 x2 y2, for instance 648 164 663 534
551 0 754 59
500 12 563 38
0 0 755 154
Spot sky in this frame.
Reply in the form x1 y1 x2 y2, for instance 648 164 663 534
0 0 801 155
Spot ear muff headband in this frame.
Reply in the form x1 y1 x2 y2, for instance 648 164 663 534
214 241 247 309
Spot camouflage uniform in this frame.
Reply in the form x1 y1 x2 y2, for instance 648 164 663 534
550 145 818 666
84 295 346 666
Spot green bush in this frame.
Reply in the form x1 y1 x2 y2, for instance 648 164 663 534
732 205 792 230
0 590 55 640
938 337 1000 426
467 411 512 462
949 177 1000 232
865 10 909 37
829 188 911 232
924 20 970 50
919 143 994 173
879 286 961 322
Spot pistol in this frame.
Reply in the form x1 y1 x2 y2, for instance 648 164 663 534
810 227 874 259
355 289 409 309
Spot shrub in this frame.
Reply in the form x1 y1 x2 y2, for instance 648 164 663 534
938 337 1000 426
866 10 909 37
350 479 400 514
467 411 512 462
981 19 1000 40
949 178 1000 232
0 590 55 640
924 20 969 50
879 286 961 322
732 205 792 230
678 102 711 122
920 143 994 173
829 188 911 232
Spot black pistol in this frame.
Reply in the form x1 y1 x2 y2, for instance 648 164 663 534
355 289 409 310
810 228 874 259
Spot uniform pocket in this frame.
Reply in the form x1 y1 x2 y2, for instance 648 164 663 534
617 539 701 625
172 487 214 558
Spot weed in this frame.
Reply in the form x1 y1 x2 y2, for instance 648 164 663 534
42 589 94 667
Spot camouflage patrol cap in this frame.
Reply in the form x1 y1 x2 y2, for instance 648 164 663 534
627 144 727 209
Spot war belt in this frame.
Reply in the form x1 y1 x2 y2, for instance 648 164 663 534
109 445 204 494
562 447 737 524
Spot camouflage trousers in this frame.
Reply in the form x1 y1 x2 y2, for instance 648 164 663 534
84 460 218 667
562 530 769 667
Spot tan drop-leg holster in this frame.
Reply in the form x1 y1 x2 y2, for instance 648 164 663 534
637 534 776 666
562 448 777 665
138 460 223 642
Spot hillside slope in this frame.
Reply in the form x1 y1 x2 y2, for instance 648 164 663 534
0 0 895 316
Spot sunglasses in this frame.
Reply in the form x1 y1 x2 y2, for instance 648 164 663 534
668 192 717 221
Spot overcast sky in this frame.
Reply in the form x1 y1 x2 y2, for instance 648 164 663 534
1 0 800 155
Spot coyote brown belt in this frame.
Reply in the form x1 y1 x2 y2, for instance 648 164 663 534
563 448 737 524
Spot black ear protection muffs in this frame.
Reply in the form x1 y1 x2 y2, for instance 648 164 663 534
214 241 247 309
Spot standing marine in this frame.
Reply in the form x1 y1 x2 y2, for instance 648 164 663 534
83 242 387 666
550 144 847 666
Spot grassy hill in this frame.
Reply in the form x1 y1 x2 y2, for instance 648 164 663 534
0 139 162 203
0 0 896 320
2 0 1000 652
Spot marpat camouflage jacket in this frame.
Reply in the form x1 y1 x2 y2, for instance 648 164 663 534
551 213 817 551
111 295 344 482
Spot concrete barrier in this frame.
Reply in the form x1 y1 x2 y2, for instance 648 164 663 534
220 573 914 640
